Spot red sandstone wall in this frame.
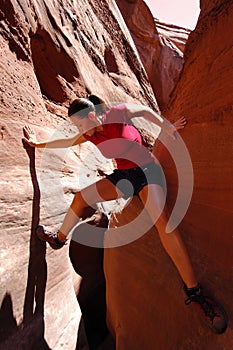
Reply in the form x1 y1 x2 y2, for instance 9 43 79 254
104 1 233 348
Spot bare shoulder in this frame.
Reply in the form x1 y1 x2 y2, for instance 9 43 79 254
72 133 87 146
124 103 150 118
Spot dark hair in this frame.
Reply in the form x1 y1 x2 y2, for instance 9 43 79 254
68 98 95 118
87 94 107 115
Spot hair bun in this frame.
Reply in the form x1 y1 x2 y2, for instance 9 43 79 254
88 95 102 105
87 95 106 115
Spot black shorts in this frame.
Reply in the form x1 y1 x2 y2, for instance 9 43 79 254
106 161 165 199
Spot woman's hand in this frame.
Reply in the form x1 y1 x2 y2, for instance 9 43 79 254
23 125 38 147
163 116 187 140
173 116 187 131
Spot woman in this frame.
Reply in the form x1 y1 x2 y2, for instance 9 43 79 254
23 96 227 334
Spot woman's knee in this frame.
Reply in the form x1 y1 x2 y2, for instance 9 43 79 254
155 210 169 230
70 191 89 213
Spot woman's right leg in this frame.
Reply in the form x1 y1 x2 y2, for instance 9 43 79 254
138 184 228 334
138 183 198 288
58 178 123 239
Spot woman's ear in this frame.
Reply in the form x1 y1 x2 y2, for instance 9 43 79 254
88 111 97 121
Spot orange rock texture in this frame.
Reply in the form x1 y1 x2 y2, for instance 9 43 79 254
116 0 190 110
104 0 233 349
0 0 156 348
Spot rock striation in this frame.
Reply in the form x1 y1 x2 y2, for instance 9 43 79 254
155 19 190 53
116 0 190 110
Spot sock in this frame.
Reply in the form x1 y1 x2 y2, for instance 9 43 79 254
57 231 67 243
184 283 202 297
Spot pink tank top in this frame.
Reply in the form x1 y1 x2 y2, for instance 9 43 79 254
84 104 154 169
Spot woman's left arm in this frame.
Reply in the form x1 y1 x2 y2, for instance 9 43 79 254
124 104 178 140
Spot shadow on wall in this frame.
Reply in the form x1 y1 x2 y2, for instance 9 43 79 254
0 141 50 349
69 211 116 350
30 26 79 103
0 142 115 349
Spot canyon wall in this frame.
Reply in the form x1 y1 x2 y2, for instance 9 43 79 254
0 0 156 348
116 0 190 110
104 0 233 349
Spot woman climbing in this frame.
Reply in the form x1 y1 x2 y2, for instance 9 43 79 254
23 95 227 334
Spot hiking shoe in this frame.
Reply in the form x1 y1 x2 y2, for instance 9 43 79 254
36 225 67 250
184 284 228 334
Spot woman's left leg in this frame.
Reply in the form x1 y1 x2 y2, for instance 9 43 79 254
138 184 198 288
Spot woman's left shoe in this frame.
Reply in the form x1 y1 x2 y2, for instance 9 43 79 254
36 225 67 250
184 283 228 334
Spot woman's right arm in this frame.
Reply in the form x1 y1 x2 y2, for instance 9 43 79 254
23 125 86 148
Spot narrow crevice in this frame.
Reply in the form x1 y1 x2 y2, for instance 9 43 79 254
104 48 119 74
69 211 115 350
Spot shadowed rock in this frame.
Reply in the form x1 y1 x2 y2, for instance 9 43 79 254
69 211 115 350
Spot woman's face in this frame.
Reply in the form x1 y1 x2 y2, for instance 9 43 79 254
70 113 98 135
